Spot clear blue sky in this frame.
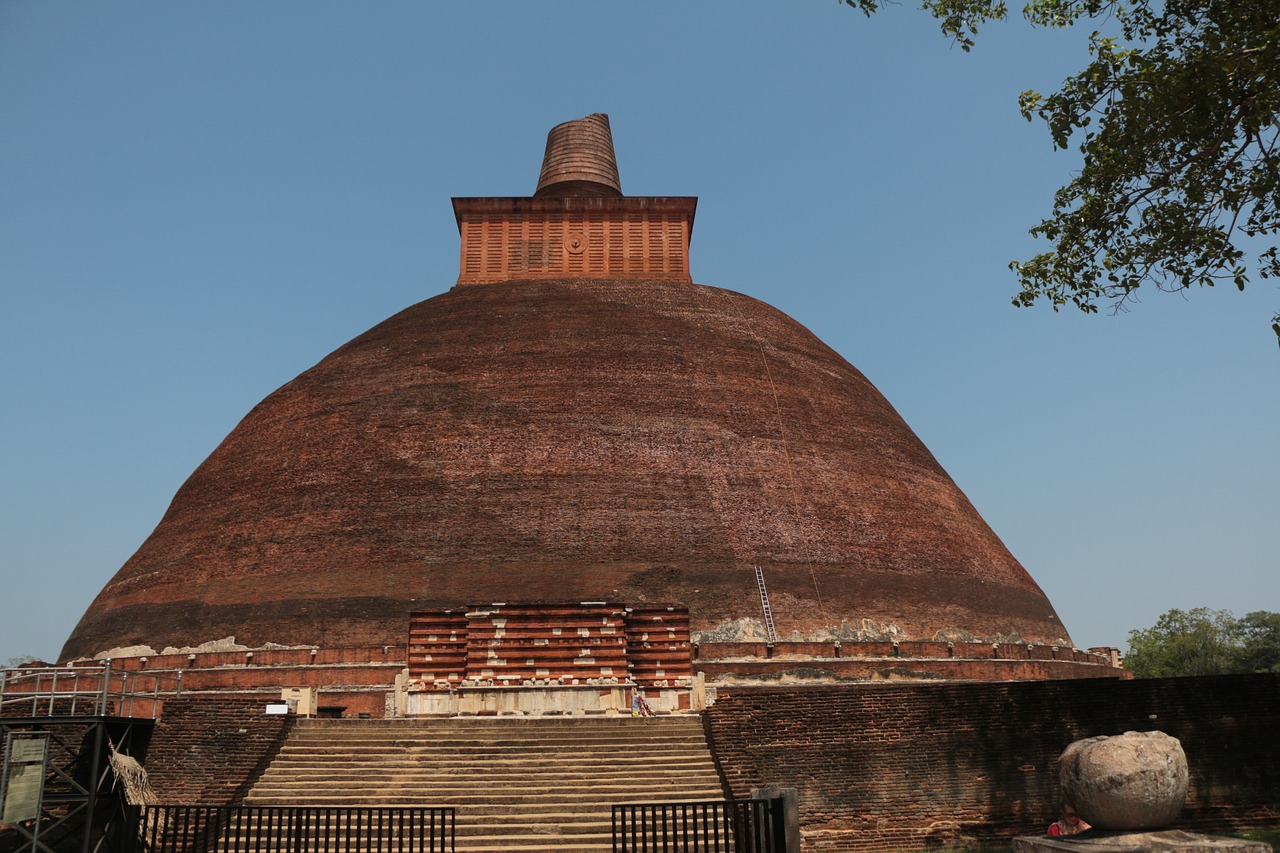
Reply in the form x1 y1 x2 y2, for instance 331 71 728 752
2 2 1276 663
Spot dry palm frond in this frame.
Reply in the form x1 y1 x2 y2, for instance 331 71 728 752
107 737 158 807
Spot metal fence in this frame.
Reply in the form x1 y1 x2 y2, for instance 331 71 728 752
0 662 182 719
612 797 786 853
125 805 455 853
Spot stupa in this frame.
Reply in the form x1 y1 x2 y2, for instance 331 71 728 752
58 116 1117 710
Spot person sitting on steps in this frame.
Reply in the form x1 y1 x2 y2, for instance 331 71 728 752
631 688 654 717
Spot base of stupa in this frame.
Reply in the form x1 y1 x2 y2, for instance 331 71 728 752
1015 830 1270 853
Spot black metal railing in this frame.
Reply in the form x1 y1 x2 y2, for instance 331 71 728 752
612 797 786 853
125 805 455 853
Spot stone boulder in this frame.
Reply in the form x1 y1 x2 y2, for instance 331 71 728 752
1059 731 1189 830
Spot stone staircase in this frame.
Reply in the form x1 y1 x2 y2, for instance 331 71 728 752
241 715 726 853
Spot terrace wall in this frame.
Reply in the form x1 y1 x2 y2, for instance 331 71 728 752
143 698 296 805
705 674 1280 853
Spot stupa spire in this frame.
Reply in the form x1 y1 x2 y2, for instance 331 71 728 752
534 113 623 198
452 113 694 285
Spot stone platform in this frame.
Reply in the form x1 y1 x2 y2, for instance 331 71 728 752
1015 830 1270 853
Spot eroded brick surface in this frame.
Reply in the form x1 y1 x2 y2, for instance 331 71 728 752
143 698 295 805
64 278 1069 661
705 675 1280 852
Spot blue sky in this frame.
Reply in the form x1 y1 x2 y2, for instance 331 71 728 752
2 2 1276 662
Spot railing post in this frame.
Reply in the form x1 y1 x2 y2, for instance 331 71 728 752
100 659 112 716
749 787 799 853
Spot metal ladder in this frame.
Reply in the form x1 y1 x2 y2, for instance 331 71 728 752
754 565 778 643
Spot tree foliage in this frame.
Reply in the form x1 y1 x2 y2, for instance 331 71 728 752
1124 607 1280 677
842 0 1280 343
1234 609 1280 673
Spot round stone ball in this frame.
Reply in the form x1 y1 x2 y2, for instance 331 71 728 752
1058 731 1189 830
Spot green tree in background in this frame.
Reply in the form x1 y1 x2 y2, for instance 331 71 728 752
842 0 1280 344
1235 610 1280 672
1125 607 1280 677
1125 607 1239 677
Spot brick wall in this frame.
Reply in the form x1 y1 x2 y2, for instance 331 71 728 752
86 646 407 671
143 699 295 805
55 651 403 718
697 657 1121 682
705 674 1280 853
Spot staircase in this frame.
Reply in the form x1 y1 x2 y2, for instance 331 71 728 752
242 715 726 853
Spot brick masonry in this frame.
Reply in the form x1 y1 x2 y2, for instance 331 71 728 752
142 698 295 805
704 674 1280 853
61 277 1076 662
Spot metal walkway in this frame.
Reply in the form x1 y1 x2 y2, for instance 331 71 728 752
1 662 182 720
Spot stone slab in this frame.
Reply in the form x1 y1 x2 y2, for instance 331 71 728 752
1015 830 1270 853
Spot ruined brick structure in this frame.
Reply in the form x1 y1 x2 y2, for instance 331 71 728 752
59 114 1118 698
141 698 296 805
705 674 1280 851
56 674 1272 849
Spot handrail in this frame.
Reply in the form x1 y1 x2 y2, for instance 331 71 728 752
0 661 182 719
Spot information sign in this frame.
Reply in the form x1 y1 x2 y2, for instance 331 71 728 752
1 733 48 824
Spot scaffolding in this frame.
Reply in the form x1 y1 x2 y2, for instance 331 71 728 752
0 662 181 720
1 663 177 853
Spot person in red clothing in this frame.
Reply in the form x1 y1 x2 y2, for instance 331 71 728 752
1048 802 1091 836
630 688 654 717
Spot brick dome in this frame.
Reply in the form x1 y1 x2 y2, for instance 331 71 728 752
61 276 1071 661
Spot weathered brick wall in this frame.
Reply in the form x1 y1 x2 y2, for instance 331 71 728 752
63 278 1073 663
53 651 403 718
696 657 1121 683
697 641 1113 665
143 699 295 805
705 674 1280 853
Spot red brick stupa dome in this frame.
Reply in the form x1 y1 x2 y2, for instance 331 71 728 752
61 115 1071 662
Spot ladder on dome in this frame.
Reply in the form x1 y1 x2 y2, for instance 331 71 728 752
754 565 779 644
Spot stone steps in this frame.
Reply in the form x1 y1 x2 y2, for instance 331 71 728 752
277 733 711 744
251 771 720 786
271 740 710 753
244 789 721 807
250 772 722 787
270 742 711 755
281 723 703 738
262 756 714 769
240 715 725 853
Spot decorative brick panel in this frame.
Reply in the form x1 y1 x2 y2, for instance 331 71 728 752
453 197 695 285
407 602 692 689
625 606 693 687
407 610 468 684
